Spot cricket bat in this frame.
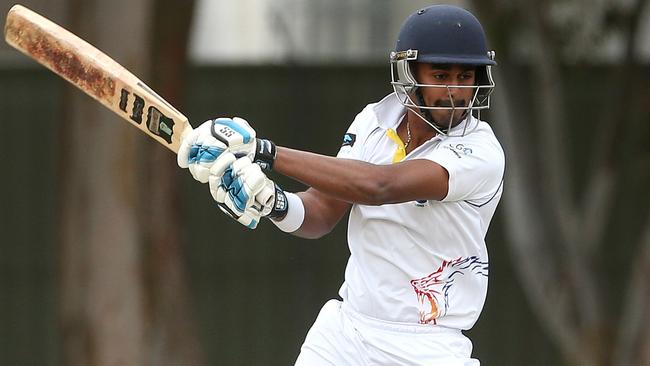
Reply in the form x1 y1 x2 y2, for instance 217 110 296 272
3 4 192 153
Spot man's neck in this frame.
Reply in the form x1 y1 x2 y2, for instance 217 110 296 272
403 111 438 153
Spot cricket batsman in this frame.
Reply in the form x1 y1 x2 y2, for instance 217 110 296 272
178 4 505 365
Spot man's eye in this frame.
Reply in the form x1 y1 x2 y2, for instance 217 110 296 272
433 74 446 80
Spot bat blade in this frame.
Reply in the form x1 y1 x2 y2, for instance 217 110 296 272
4 4 192 153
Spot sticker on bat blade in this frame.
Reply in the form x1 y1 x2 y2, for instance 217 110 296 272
146 106 175 144
119 88 144 125
119 88 175 144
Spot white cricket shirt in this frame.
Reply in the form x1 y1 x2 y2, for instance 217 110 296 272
336 93 505 330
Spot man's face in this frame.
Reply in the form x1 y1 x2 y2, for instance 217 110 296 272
411 63 477 127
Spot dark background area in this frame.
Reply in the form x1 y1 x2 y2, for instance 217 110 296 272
7 64 645 365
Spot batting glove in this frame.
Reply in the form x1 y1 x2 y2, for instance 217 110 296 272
177 120 228 183
210 117 277 170
207 155 271 229
208 155 289 228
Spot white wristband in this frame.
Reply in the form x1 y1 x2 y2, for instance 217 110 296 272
270 192 305 233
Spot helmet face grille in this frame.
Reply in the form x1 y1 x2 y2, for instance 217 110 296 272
390 58 495 136
389 5 496 136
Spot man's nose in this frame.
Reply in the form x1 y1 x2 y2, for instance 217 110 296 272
446 83 464 99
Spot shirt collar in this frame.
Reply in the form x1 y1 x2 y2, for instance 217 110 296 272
372 93 479 136
372 93 407 129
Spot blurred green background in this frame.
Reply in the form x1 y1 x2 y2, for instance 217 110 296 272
1 1 649 365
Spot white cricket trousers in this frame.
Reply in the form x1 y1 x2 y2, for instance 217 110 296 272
294 299 480 366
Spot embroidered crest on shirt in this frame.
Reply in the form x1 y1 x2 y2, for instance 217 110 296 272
410 256 488 324
342 133 356 147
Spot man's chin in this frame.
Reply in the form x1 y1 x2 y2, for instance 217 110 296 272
431 112 466 129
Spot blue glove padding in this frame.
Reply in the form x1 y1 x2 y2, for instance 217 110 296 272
177 120 228 183
208 155 275 229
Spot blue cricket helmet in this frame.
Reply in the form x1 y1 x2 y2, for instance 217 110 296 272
395 5 496 66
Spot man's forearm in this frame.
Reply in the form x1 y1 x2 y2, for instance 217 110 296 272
273 147 391 205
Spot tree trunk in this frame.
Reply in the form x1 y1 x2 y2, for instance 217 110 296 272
58 0 201 365
141 1 205 365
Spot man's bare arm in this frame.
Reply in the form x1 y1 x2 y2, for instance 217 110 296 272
273 147 449 205
292 188 351 239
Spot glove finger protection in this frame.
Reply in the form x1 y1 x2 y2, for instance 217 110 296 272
210 160 265 230
209 157 267 218
209 168 289 229
209 151 237 180
177 120 212 168
216 202 262 229
177 120 228 183
176 127 194 169
209 166 232 205
188 133 228 183
209 167 276 219
206 151 237 204
255 181 276 217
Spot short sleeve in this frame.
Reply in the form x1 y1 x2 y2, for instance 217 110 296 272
426 129 504 202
